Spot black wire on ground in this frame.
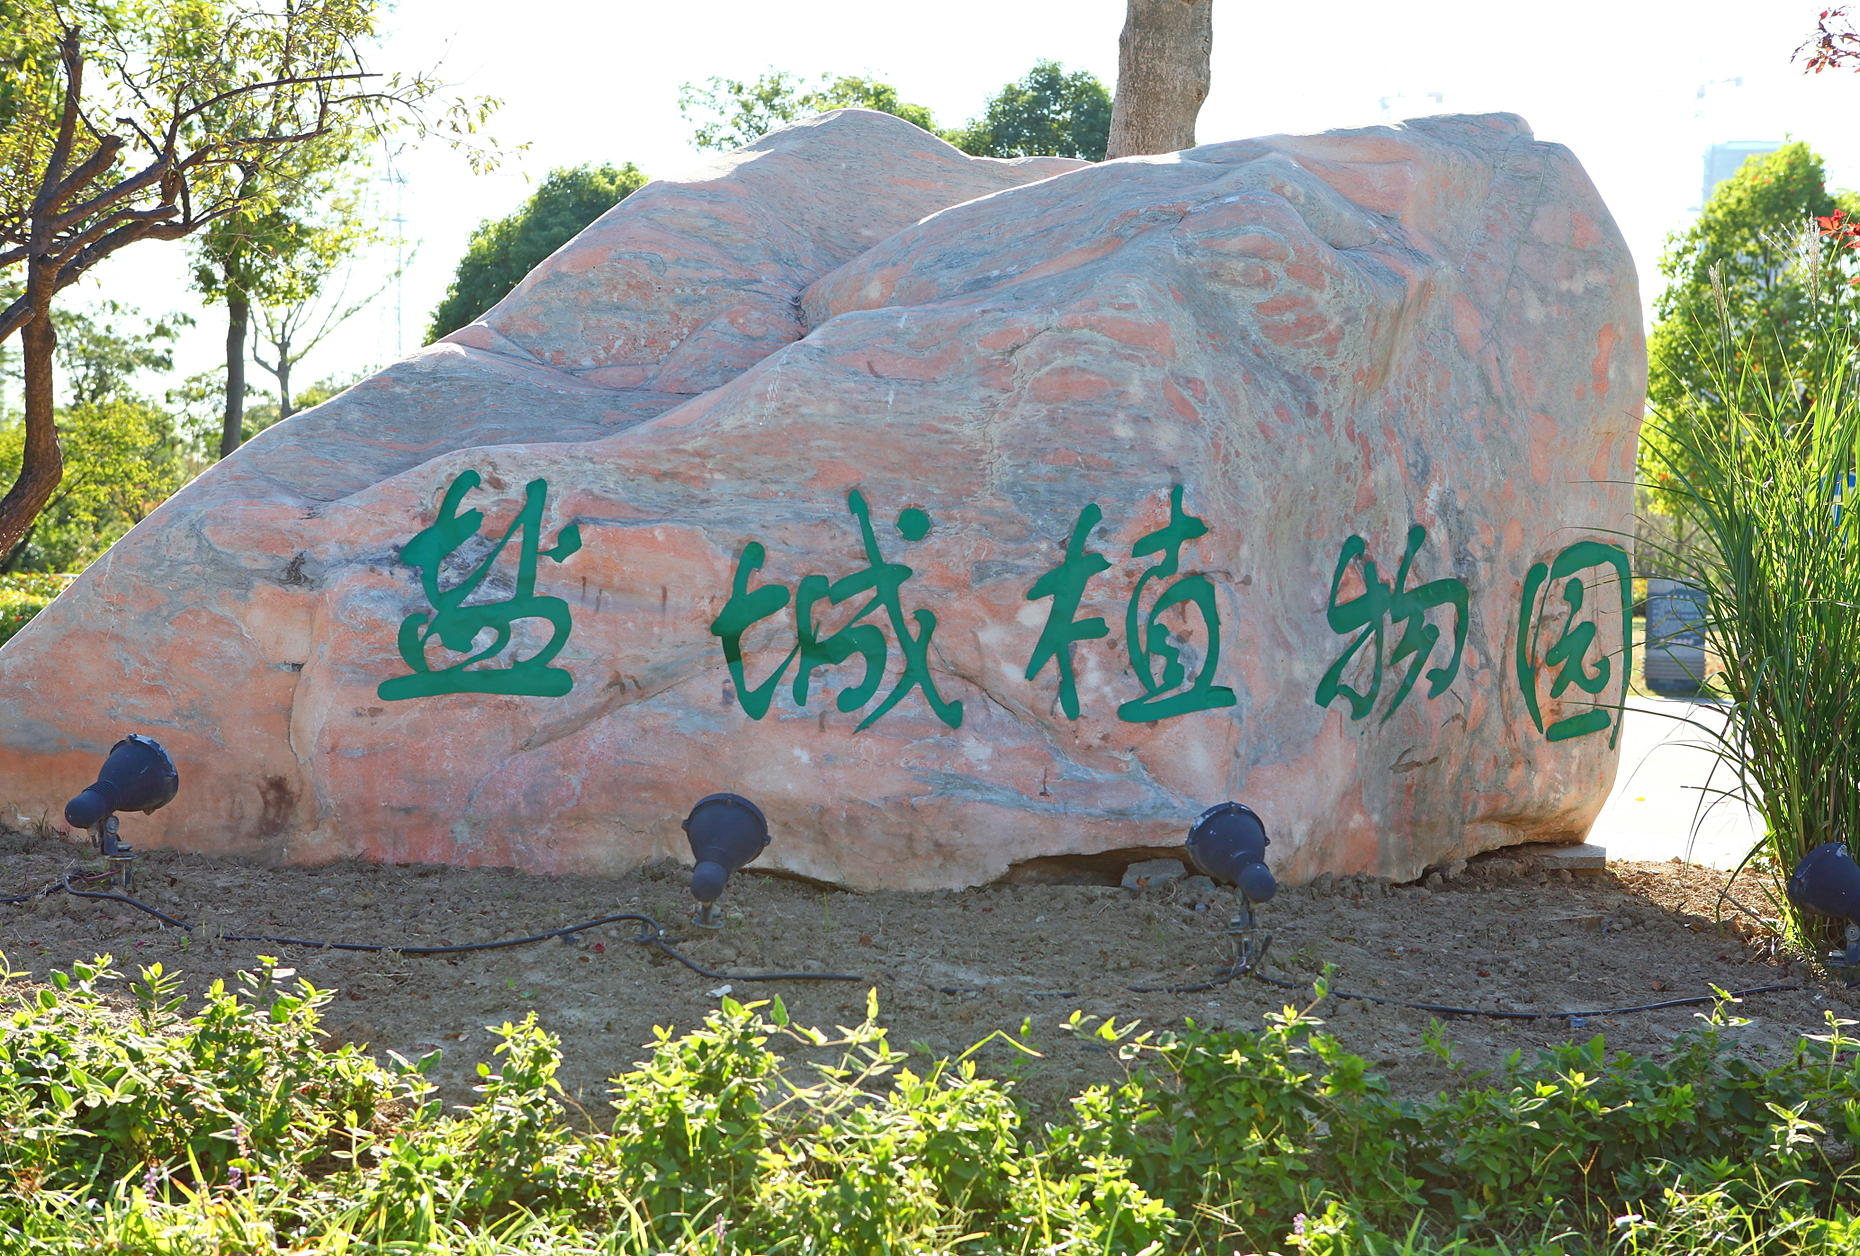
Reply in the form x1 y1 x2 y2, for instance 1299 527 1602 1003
1240 965 1799 1021
9 870 1807 1009
32 872 864 982
1124 923 1803 1018
2 867 114 905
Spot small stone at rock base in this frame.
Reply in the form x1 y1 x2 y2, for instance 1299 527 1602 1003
1179 874 1216 896
1122 859 1187 891
1544 844 1606 874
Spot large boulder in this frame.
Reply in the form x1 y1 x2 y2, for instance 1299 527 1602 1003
0 109 1643 889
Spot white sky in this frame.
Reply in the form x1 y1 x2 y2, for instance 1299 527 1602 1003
55 0 1860 404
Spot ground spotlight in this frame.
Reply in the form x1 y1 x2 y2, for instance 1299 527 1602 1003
63 734 179 893
1129 801 1280 993
682 793 768 928
1186 801 1277 908
1787 841 1860 969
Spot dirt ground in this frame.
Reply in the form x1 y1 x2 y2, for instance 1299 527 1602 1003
1 824 1852 1124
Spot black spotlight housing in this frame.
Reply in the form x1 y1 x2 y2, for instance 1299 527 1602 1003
682 793 769 927
63 734 178 894
64 734 179 831
1788 842 1860 966
1186 801 1277 905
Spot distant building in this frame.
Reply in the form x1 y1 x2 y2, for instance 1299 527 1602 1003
1378 91 1445 122
1702 141 1784 206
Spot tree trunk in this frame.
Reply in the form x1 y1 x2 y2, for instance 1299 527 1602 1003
0 263 65 559
276 330 294 421
220 289 249 459
1105 0 1213 160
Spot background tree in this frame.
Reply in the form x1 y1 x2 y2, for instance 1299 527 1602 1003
1800 5 1860 71
1105 0 1213 159
0 395 185 572
0 301 188 571
427 162 645 341
953 61 1112 161
682 63 1112 161
52 300 188 407
680 71 938 152
0 0 502 556
243 166 392 427
1643 142 1860 514
191 169 305 458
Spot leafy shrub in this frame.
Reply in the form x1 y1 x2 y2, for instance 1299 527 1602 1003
1059 983 1860 1251
0 572 67 647
0 954 403 1195
9 956 1860 1254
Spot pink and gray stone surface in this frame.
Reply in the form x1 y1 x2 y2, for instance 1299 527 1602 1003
0 109 1645 890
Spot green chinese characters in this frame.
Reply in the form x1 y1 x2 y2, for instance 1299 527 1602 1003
379 470 583 701
1024 485 1235 724
1516 540 1633 747
710 491 963 731
1315 525 1469 722
1022 503 1112 720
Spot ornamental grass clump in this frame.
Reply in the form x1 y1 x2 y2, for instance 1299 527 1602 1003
1639 253 1860 949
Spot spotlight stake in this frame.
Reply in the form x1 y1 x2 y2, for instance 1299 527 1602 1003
64 734 178 895
1131 801 1280 994
95 815 134 895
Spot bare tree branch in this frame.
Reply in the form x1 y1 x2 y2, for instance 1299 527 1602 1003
48 204 179 271
0 296 33 344
33 28 87 219
41 136 129 230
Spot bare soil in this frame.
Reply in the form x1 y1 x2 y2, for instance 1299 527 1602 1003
1 826 1851 1124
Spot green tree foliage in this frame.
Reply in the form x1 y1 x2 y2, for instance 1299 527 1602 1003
953 60 1112 161
0 1 503 558
680 71 940 152
53 301 188 407
426 162 646 341
1644 142 1860 513
679 62 1112 163
0 302 192 577
192 137 381 455
0 396 185 572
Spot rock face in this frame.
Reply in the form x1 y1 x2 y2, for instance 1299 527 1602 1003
0 109 1644 890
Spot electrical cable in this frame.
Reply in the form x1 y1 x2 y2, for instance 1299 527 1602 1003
1239 965 1798 1021
7 871 1808 1009
3 867 116 904
1124 910 1803 1018
25 871 864 982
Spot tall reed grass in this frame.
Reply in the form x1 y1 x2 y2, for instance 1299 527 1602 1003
1640 264 1860 945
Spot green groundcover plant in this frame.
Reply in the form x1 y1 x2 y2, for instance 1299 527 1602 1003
5 954 1860 1254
